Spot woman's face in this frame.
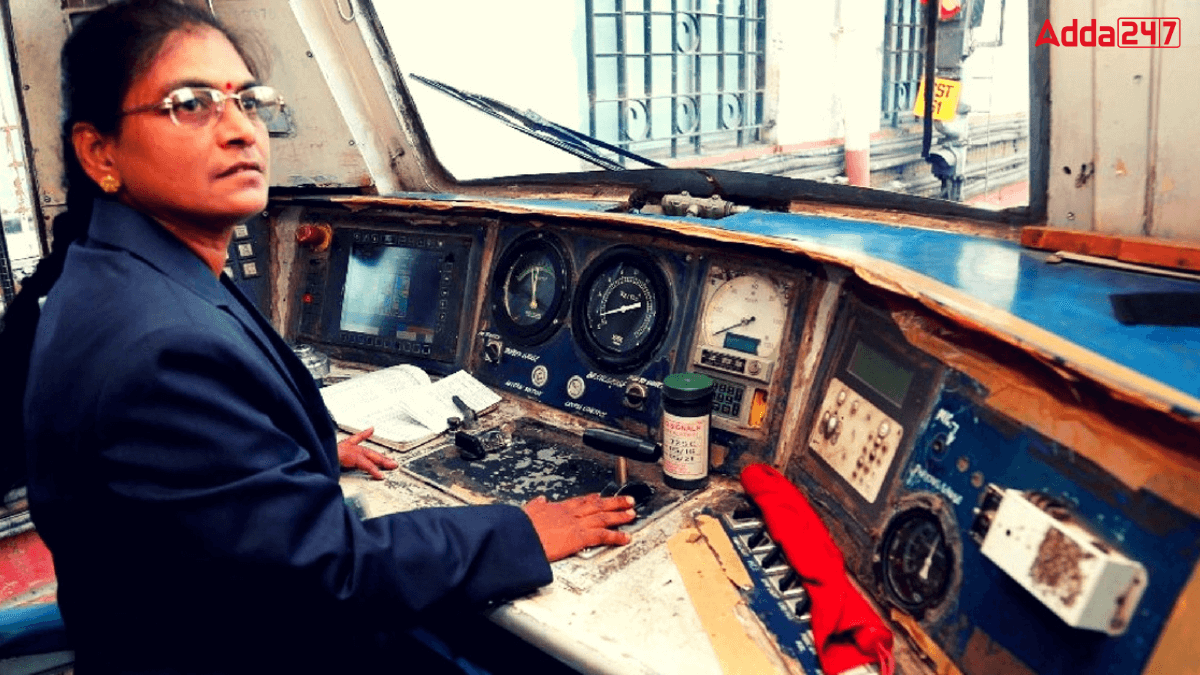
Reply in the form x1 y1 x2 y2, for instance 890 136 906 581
108 26 269 232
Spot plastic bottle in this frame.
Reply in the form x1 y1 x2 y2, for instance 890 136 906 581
661 372 714 490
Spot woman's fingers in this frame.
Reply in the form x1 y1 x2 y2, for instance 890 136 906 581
336 428 396 480
523 493 638 561
345 427 374 444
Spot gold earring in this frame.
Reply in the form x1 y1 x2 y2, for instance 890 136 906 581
99 175 120 194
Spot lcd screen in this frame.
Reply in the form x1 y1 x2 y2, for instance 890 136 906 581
340 243 443 342
723 332 761 355
846 341 913 407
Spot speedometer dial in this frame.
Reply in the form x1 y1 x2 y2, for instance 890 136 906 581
702 272 787 357
573 247 671 372
490 232 571 345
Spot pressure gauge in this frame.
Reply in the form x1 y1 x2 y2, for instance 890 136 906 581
573 246 671 372
702 272 787 358
880 508 954 613
490 232 571 345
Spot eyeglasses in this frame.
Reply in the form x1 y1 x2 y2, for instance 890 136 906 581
120 85 285 128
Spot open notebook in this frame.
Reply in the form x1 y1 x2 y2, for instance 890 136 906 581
319 365 501 450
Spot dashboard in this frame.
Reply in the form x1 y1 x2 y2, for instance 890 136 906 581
287 206 812 465
262 199 1200 675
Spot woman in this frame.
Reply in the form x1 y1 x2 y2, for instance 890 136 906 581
7 1 635 672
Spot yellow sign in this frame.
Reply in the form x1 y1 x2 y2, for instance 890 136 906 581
913 78 962 121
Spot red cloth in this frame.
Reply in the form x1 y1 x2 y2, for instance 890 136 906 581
741 463 894 675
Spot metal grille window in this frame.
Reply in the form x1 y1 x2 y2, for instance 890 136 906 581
880 0 926 127
586 0 766 163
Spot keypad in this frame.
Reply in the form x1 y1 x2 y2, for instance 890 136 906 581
711 378 745 419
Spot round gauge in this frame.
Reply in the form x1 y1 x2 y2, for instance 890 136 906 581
572 247 672 372
490 232 571 345
702 273 788 357
880 508 954 613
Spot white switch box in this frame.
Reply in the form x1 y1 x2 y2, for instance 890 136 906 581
979 489 1148 635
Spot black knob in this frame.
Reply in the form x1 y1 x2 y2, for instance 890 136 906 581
582 428 662 463
483 340 503 364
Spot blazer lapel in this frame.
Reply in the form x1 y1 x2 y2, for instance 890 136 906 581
219 278 307 406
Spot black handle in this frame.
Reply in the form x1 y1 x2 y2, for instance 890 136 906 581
582 428 662 463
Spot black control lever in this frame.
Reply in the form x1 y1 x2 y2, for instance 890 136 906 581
582 429 661 514
581 428 662 462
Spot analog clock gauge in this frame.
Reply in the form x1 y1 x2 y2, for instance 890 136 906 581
702 273 787 358
573 247 671 372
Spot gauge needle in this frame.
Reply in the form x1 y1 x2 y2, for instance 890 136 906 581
530 268 540 309
600 301 642 316
918 537 940 581
712 316 756 336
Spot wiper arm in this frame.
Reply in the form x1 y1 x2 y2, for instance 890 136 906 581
409 74 664 172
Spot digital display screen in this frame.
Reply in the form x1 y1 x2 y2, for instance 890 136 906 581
724 332 761 355
846 340 913 407
340 243 444 342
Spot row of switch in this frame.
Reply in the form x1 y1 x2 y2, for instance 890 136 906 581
723 508 813 620
701 348 748 374
352 231 446 249
339 331 433 355
224 223 259 280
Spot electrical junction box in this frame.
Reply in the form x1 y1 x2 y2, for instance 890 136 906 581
978 488 1148 635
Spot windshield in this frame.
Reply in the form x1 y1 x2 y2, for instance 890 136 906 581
376 0 1029 211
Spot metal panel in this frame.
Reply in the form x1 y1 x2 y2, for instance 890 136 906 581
1049 0 1200 241
1092 0 1153 236
1046 0 1096 232
216 0 372 189
1149 1 1200 239
4 0 444 209
4 2 72 211
0 3 43 291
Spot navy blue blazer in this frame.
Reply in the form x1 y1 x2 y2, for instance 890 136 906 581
24 200 551 673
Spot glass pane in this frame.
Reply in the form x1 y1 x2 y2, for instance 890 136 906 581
625 14 645 55
595 15 619 54
377 0 1032 210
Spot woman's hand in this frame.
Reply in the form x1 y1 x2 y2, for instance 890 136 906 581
337 427 397 480
523 494 637 562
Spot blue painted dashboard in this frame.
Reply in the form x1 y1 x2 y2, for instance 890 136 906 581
713 210 1200 403
906 381 1200 674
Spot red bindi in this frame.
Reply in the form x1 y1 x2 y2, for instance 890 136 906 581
224 82 234 91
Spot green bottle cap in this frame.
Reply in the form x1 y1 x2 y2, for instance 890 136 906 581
663 372 714 401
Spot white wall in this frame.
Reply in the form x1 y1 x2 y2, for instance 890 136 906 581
767 0 888 147
769 1 842 145
770 0 1028 147
961 0 1030 117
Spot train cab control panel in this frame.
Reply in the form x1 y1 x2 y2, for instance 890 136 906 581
271 198 1200 675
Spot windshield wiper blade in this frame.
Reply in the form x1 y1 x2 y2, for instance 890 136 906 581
409 74 664 172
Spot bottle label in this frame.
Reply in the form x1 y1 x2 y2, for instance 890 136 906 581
662 411 709 480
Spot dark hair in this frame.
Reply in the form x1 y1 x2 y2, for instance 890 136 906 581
0 0 259 492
